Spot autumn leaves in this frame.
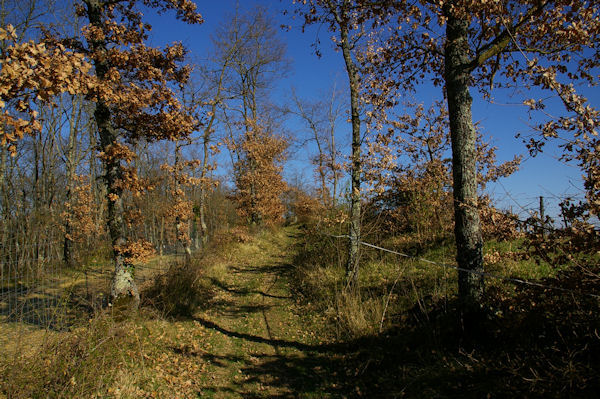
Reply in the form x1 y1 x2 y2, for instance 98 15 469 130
0 25 92 154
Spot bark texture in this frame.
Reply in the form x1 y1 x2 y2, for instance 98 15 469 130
174 141 192 262
85 0 139 310
338 2 361 289
444 4 484 310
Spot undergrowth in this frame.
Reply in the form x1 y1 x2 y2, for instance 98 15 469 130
0 226 253 398
2 224 598 398
291 224 600 397
0 313 149 398
140 258 213 318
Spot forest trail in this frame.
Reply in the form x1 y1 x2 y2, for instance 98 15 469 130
177 226 341 398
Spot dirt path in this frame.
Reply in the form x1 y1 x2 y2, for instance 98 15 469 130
183 227 343 398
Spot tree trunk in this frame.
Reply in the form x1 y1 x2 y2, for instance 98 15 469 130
339 9 361 289
174 141 192 262
159 215 164 256
176 215 192 260
198 186 208 246
98 103 138 309
330 124 338 209
63 198 74 267
249 177 261 226
315 134 328 206
198 125 211 246
63 96 82 268
85 0 138 311
444 5 484 312
88 116 102 228
0 144 7 221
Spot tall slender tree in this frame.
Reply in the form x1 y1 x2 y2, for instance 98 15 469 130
293 0 365 288
216 7 289 226
291 86 344 208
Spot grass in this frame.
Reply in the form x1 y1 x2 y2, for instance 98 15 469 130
290 224 600 397
1 224 598 398
0 226 342 398
1 239 215 397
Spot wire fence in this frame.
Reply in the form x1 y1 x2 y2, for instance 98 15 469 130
488 186 597 229
0 241 183 333
1 257 70 330
1 191 595 337
325 233 600 300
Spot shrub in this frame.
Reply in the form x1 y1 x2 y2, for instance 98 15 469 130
141 259 212 318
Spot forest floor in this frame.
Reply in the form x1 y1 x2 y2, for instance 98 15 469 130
1 225 599 398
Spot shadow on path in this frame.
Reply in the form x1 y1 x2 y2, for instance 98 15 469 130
229 264 292 275
192 316 339 354
209 277 293 300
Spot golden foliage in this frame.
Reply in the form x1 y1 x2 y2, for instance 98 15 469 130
115 239 155 264
0 25 96 155
288 188 325 225
233 121 288 225
212 226 253 246
479 198 520 242
62 175 105 243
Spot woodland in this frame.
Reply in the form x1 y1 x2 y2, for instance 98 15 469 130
0 0 599 398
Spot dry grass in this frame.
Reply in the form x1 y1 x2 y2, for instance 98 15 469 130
0 313 147 398
290 224 600 397
0 227 250 398
330 290 384 338
2 224 598 398
0 225 303 398
140 258 213 318
292 231 458 339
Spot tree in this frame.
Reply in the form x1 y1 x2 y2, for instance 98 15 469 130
232 119 288 225
0 0 201 309
0 25 92 156
0 2 113 295
291 86 344 208
192 26 241 246
358 0 600 313
61 93 91 267
161 138 200 261
216 7 289 226
293 0 365 289
365 101 453 240
367 100 520 243
0 0 59 225
76 0 201 310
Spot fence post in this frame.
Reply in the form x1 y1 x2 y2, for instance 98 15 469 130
539 196 545 238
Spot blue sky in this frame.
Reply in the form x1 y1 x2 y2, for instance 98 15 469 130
143 0 595 220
